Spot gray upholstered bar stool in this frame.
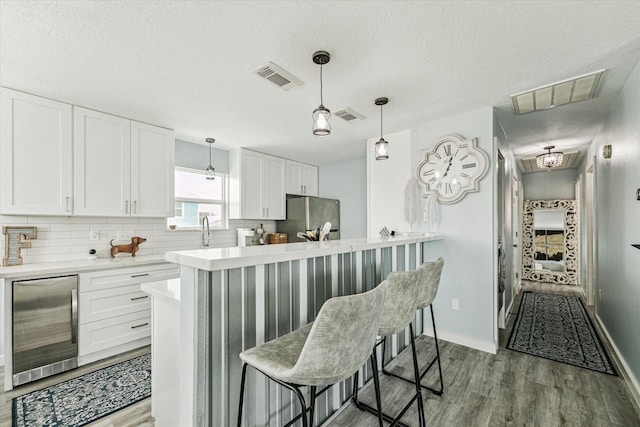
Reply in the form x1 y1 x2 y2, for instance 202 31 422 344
352 267 426 427
237 285 387 427
382 257 445 395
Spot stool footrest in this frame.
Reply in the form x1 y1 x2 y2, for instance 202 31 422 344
351 397 412 427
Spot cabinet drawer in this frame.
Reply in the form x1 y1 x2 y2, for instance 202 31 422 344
79 310 150 356
79 264 179 293
79 284 150 324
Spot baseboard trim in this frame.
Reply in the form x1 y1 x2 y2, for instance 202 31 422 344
595 313 640 411
423 328 497 354
505 297 515 325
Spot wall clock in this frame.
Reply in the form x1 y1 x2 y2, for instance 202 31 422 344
416 134 489 204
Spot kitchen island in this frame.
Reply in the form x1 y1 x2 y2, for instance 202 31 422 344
162 234 442 427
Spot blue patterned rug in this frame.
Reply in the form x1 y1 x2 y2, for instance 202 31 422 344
507 292 616 375
13 354 151 427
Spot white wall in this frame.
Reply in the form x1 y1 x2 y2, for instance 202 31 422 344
522 168 579 200
367 130 413 236
591 59 640 403
318 157 367 239
368 108 497 353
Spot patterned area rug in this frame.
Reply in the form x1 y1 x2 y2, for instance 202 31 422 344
507 292 616 375
13 354 151 427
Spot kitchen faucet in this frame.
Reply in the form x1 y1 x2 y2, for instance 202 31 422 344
202 216 210 247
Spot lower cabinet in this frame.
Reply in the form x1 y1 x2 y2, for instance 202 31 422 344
77 264 179 365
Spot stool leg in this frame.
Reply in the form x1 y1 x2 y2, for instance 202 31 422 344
382 306 444 396
309 386 317 427
291 385 309 427
237 363 248 427
371 345 384 427
409 324 426 427
428 305 444 395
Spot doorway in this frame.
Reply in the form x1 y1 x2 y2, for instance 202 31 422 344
584 158 596 305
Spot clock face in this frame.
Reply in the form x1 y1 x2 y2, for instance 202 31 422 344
416 134 489 204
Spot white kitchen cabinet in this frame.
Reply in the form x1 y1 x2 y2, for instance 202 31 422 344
0 88 73 215
131 121 175 217
78 263 179 365
285 160 318 197
230 148 285 220
73 107 174 217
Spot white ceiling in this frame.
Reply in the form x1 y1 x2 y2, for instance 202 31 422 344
1 1 639 167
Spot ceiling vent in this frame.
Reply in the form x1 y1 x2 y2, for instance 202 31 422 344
511 69 605 115
519 150 582 172
254 62 303 91
334 108 366 122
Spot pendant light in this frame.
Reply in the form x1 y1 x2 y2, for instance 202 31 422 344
536 145 563 171
205 138 216 180
374 97 389 160
312 51 331 136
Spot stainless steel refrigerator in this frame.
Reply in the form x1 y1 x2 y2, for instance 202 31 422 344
276 196 340 241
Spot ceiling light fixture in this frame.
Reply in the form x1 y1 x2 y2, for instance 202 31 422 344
205 138 216 180
536 145 564 171
374 97 389 160
312 51 331 136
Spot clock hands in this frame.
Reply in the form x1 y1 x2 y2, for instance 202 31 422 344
442 148 459 178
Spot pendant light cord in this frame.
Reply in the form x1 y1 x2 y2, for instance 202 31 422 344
209 142 212 165
380 104 383 137
320 64 324 106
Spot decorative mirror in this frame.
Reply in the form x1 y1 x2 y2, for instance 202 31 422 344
522 200 578 285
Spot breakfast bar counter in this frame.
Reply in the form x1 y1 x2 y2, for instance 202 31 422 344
163 234 442 426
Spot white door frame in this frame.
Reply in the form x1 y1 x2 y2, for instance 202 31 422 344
512 172 522 298
585 158 597 305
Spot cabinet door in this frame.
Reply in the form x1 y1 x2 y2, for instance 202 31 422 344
264 155 286 219
130 121 175 217
285 160 303 195
74 107 131 216
240 150 264 219
302 164 318 197
0 89 73 215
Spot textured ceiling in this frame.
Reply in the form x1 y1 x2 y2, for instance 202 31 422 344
1 1 639 167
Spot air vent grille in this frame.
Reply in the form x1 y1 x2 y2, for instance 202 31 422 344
511 69 605 115
254 62 303 91
335 108 366 122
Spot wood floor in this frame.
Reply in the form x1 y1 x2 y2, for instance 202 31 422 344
3 283 639 426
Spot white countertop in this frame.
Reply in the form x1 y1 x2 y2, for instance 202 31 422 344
166 234 442 271
0 254 169 279
141 278 181 302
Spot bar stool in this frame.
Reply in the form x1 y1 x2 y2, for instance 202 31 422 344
352 267 426 427
382 257 445 395
237 285 387 427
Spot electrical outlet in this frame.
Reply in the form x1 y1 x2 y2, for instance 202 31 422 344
89 230 100 241
451 298 460 311
117 230 134 241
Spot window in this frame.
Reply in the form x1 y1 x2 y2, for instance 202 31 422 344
167 167 228 229
534 229 564 261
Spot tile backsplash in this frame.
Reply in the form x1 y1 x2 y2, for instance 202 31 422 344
0 215 276 265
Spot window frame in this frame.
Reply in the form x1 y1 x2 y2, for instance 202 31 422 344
167 167 229 230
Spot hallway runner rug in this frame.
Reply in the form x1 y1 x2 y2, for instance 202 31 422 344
13 353 151 427
507 292 616 375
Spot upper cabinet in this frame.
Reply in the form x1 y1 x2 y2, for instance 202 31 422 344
74 107 175 217
0 88 174 217
0 89 73 215
285 160 318 197
230 149 285 220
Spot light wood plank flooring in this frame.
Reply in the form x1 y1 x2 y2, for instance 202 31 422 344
3 284 639 426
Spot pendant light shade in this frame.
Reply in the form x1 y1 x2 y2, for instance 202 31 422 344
205 138 216 180
374 97 389 160
536 145 564 171
312 51 331 136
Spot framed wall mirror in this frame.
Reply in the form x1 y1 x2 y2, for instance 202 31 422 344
522 199 578 285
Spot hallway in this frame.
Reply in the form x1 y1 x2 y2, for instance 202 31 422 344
330 284 640 426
